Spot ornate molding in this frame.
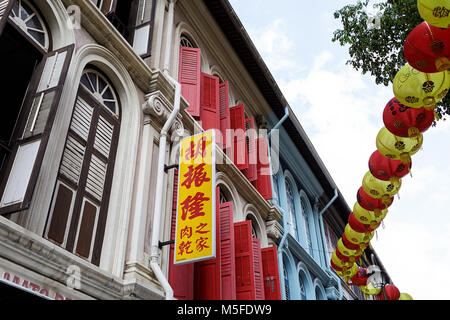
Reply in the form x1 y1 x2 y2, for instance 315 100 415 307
0 217 164 300
266 220 282 244
326 286 340 300
142 91 184 136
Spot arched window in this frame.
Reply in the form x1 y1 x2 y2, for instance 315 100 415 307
285 179 298 239
45 67 121 265
315 285 326 300
219 189 228 204
80 69 119 117
283 260 290 300
9 0 49 50
246 213 259 239
298 272 307 300
271 171 280 207
300 196 312 255
180 35 195 48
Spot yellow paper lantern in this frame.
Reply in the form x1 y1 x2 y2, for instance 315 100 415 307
337 238 361 261
376 127 423 164
353 202 388 228
331 250 352 269
336 263 359 279
360 282 382 296
362 171 402 202
398 293 414 300
418 0 450 28
344 224 374 245
393 64 450 109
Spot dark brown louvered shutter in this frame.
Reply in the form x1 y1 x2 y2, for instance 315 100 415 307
46 80 120 265
0 0 15 35
128 0 156 58
100 0 117 15
0 45 74 215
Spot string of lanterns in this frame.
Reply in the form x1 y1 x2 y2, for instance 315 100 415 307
330 0 450 300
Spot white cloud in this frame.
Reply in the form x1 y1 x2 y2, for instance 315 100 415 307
244 12 450 299
279 50 391 207
276 48 450 299
245 19 297 72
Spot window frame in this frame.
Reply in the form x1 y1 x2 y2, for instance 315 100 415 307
45 72 121 265
285 178 298 240
300 194 313 255
7 0 51 52
128 0 156 59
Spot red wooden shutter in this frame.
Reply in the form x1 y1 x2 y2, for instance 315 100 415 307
261 246 282 300
199 73 220 142
0 0 14 35
219 82 230 150
229 105 248 171
179 47 201 118
234 221 255 300
242 117 257 182
194 187 221 300
168 170 194 300
219 201 236 300
252 238 265 300
252 137 273 200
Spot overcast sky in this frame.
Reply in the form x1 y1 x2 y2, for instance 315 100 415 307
229 0 450 300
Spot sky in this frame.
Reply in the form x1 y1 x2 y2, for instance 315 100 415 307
228 0 450 300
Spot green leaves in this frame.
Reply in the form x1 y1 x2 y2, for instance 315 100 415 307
332 0 450 119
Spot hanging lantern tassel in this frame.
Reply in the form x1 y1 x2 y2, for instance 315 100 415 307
399 152 412 165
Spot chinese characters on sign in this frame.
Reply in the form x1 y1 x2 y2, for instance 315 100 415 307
174 131 216 264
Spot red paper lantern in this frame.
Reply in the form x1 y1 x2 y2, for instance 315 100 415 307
349 212 378 233
404 21 450 73
336 247 360 264
357 187 393 211
383 98 434 138
381 284 401 300
342 233 362 251
350 268 369 287
330 259 343 272
369 150 412 185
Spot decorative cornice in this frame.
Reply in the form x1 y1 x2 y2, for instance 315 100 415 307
0 217 163 300
266 220 282 243
61 0 154 93
142 90 184 136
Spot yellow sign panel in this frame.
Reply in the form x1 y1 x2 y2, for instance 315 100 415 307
174 130 216 265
